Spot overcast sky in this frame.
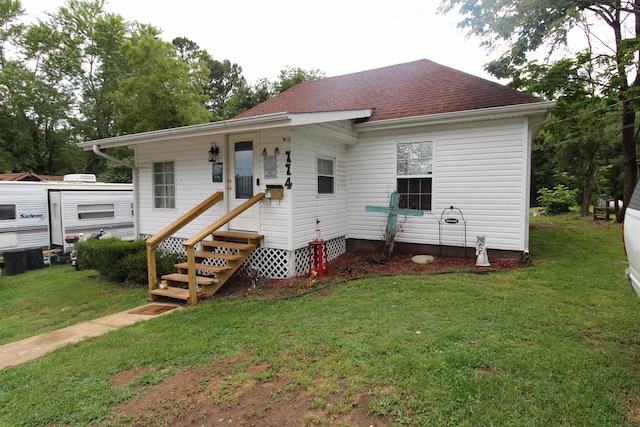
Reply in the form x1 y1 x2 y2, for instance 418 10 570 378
19 0 497 84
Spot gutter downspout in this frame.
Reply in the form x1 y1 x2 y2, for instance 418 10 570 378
92 145 139 239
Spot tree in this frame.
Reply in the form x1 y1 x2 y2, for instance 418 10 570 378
0 0 24 67
1 2 85 175
273 66 325 93
516 56 619 215
439 0 639 217
112 25 211 134
46 0 129 176
224 67 325 117
172 37 248 121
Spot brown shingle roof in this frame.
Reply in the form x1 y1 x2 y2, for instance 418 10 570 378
0 172 65 181
234 59 543 122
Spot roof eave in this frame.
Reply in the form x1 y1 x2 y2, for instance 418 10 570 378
78 109 376 150
353 101 556 132
77 112 294 150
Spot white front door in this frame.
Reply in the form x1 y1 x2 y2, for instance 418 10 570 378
227 136 260 232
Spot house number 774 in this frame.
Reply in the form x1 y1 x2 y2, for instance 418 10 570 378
285 150 292 189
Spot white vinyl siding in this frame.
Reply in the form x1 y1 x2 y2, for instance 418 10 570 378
256 129 293 250
290 124 348 249
347 118 530 251
137 138 227 239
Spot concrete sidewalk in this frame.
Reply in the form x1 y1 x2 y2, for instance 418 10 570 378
0 303 181 370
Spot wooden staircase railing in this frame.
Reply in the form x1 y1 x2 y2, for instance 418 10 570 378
146 192 224 295
147 192 265 305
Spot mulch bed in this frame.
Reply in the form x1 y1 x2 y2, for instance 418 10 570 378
214 252 525 299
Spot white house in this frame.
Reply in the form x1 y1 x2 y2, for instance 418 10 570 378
79 59 554 303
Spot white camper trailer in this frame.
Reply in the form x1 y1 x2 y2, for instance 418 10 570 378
0 175 134 265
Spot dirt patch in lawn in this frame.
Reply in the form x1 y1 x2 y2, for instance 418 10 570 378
110 353 384 426
110 252 524 425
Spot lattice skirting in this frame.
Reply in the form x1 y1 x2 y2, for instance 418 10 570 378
141 235 346 279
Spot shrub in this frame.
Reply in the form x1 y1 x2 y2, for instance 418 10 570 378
536 185 578 214
76 238 184 285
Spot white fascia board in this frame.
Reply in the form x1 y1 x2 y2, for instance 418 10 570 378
353 101 556 133
288 109 375 126
77 113 294 150
78 109 374 150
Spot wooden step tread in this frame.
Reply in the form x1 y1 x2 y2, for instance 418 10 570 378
161 273 219 286
150 286 189 301
202 240 255 251
194 251 242 260
175 262 230 273
212 231 264 240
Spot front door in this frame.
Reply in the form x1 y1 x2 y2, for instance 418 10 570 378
227 137 260 231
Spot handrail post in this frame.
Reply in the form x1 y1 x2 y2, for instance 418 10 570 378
147 244 157 292
186 245 198 305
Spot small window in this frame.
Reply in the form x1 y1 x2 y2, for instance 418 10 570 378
77 204 115 220
0 204 16 220
153 161 175 209
396 141 433 211
317 157 335 194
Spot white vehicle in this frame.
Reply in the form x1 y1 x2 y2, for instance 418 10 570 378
625 180 640 297
0 175 134 264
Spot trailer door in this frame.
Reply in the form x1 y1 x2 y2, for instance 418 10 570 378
49 191 63 247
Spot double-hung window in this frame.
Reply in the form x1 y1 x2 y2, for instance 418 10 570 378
317 157 335 195
396 141 433 211
153 161 175 209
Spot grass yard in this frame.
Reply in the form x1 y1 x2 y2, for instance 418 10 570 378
0 266 148 345
1 213 639 426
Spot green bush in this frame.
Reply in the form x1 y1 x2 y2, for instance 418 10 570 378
75 238 184 285
536 184 578 214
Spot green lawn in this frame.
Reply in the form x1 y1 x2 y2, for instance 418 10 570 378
1 213 639 426
0 266 148 345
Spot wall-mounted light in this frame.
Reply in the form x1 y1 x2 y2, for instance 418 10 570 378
274 147 280 155
208 143 219 162
262 148 267 157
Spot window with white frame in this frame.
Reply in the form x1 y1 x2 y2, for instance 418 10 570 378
396 141 433 211
317 157 335 194
153 161 175 209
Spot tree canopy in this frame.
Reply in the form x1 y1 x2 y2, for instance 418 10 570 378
0 0 324 181
440 0 640 218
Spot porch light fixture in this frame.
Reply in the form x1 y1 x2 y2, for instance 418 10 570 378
274 147 280 155
262 148 268 156
208 143 219 162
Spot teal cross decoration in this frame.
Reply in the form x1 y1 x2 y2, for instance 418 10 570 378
365 191 423 254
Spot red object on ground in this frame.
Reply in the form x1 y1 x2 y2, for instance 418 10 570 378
309 241 328 277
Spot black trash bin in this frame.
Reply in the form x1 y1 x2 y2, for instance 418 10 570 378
26 248 44 270
4 250 27 276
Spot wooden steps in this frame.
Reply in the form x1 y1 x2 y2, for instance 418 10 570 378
155 231 263 304
150 286 190 301
160 273 219 286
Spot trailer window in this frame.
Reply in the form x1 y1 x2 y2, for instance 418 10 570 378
0 204 16 220
77 204 115 219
